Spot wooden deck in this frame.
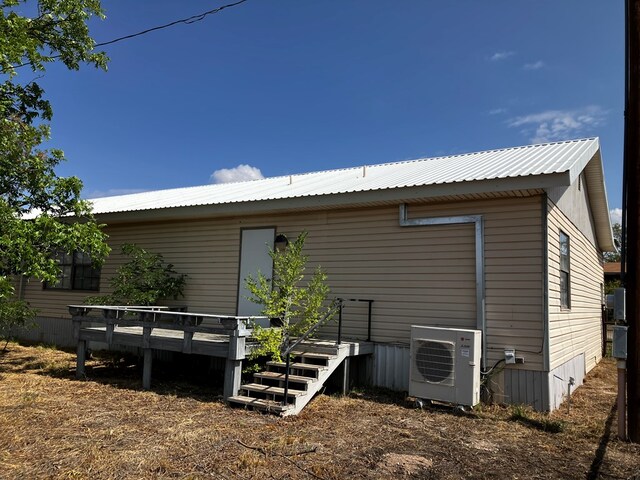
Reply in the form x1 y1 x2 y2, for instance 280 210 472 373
80 325 232 356
68 305 373 412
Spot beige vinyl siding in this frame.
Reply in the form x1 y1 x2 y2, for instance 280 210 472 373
547 198 603 372
23 196 545 369
410 197 545 369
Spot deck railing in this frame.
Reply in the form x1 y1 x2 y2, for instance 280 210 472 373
68 301 373 405
68 305 268 398
280 297 374 406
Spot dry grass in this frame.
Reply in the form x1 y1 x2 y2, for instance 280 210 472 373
0 343 639 479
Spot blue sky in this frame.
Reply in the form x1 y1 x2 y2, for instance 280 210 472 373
32 1 624 220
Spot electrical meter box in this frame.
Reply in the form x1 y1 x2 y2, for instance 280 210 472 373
612 325 628 359
614 288 626 322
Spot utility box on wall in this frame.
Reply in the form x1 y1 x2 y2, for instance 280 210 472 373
612 325 628 359
614 288 626 322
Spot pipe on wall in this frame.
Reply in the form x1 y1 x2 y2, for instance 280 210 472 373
399 204 487 369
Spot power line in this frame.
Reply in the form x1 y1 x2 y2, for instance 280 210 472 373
95 0 248 48
3 0 249 72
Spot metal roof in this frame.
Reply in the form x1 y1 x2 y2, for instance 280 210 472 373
90 138 600 213
86 137 614 251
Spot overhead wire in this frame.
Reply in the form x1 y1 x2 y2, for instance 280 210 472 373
95 0 248 48
2 0 249 72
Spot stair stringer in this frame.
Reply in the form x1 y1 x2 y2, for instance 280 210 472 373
280 344 350 416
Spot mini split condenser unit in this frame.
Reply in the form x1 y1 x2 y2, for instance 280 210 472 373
409 325 482 407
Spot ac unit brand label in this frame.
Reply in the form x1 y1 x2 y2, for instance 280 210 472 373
460 348 470 358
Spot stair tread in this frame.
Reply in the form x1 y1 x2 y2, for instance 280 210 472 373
293 342 340 354
242 383 306 396
228 395 291 412
267 361 327 370
291 351 336 360
254 371 316 383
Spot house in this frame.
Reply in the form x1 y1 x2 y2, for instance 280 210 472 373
604 262 622 283
16 137 614 411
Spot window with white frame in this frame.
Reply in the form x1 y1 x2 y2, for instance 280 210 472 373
559 231 570 308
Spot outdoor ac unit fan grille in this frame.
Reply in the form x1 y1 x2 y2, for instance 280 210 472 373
412 339 455 386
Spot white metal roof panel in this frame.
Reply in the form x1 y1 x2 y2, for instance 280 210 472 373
89 138 600 215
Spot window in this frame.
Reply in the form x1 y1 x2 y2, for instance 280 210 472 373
46 251 101 291
559 231 570 308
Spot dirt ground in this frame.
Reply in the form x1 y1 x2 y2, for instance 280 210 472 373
0 343 638 480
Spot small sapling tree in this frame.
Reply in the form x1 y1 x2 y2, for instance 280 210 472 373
244 232 332 366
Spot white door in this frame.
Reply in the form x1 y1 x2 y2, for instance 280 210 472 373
236 228 275 316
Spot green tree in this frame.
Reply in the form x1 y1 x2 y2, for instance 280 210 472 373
605 278 622 295
86 244 187 306
245 232 332 364
604 223 622 263
0 1 110 340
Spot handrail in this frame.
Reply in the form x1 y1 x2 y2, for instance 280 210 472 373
281 298 342 406
280 297 374 406
337 298 375 344
281 298 343 358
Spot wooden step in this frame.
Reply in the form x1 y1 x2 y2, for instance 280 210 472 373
228 395 291 413
254 371 316 385
292 341 340 355
241 383 306 397
291 351 336 361
266 361 327 372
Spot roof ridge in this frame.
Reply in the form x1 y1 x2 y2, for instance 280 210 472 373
254 138 598 181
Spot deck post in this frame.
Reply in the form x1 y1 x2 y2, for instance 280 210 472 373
182 330 194 354
106 321 115 346
224 327 245 400
341 357 350 395
72 317 82 341
142 324 153 389
76 340 86 379
142 326 151 349
142 348 153 390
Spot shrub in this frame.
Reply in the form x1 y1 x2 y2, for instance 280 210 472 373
86 243 187 306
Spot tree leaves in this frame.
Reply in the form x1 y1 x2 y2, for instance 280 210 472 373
603 223 622 263
0 1 109 335
1 0 108 76
244 232 332 364
85 244 187 306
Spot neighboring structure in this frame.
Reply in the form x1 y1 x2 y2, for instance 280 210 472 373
16 138 614 411
604 262 622 283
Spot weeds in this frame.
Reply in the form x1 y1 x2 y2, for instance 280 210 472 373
509 404 567 433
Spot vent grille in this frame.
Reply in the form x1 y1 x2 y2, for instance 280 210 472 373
412 340 455 386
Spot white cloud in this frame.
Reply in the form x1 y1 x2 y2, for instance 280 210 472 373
508 106 607 143
85 188 148 199
210 164 264 184
489 108 506 115
610 208 622 225
490 51 514 61
523 60 545 70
